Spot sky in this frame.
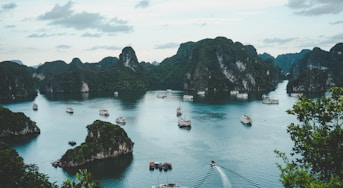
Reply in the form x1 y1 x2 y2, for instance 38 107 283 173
1 0 343 66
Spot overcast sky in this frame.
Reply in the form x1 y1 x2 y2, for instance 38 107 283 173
1 0 343 66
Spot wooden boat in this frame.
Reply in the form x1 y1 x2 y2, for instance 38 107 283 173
240 114 252 125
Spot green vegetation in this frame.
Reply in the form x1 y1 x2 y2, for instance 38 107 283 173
61 169 100 188
58 120 134 167
275 87 343 187
0 106 40 136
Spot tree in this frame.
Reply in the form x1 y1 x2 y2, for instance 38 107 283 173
275 87 343 187
61 169 101 188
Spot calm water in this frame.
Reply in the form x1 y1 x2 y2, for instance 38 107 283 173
2 81 298 188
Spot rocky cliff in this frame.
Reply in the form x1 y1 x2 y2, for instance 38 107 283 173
52 120 134 168
287 43 343 93
0 61 37 102
0 106 40 137
181 37 283 91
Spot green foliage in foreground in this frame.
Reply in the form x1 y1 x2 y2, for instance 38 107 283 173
0 141 100 188
275 87 343 187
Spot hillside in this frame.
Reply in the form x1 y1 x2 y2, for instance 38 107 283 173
287 43 343 93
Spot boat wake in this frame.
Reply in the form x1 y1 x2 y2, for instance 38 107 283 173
214 166 232 188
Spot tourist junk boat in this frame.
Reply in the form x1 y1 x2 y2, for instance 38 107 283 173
66 107 74 113
115 117 126 125
32 103 38 110
182 95 193 101
99 109 109 116
178 118 191 128
240 114 252 125
262 97 279 104
176 106 182 116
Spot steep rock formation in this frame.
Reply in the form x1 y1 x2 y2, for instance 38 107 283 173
0 106 40 137
182 37 282 91
287 43 343 93
52 120 134 168
0 61 37 102
119 46 143 72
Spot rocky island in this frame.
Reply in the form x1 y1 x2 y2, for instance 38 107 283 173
52 120 134 168
0 106 40 137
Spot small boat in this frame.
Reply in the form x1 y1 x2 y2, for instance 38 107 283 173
211 160 216 166
32 103 38 110
116 117 126 125
113 91 118 96
236 93 248 99
149 162 155 170
166 89 172 93
152 183 185 188
241 114 252 125
178 118 191 128
66 107 74 113
183 95 193 101
230 90 239 95
99 109 109 116
68 141 76 146
163 162 172 171
197 90 205 96
157 92 167 98
262 98 279 104
176 106 182 116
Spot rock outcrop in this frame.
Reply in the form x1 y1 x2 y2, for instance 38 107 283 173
52 120 134 168
287 43 343 93
0 106 40 137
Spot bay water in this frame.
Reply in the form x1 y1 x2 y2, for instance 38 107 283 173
2 81 297 187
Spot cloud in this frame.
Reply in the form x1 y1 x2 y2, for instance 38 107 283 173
28 33 66 38
86 45 121 51
57 44 71 49
154 42 179 49
5 25 15 28
331 20 343 25
81 32 101 38
0 2 16 13
287 0 343 16
263 37 297 44
38 1 133 34
135 0 149 8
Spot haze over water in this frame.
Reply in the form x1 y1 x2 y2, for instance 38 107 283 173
2 81 297 187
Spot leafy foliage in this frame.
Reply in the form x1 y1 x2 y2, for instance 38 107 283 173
61 169 101 188
275 87 343 187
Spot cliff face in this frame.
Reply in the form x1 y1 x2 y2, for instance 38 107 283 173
287 43 343 93
0 106 40 137
53 120 134 168
0 61 37 102
182 37 282 91
119 46 142 72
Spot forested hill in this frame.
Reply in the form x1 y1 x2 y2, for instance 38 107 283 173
287 43 343 93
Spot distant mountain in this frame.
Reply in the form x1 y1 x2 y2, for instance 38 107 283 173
155 37 283 92
287 43 343 93
0 61 37 102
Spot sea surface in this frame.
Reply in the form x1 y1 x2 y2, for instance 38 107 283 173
2 81 298 188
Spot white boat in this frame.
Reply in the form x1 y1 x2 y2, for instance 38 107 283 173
262 98 279 104
183 95 193 101
178 118 191 128
166 89 172 93
99 109 109 116
230 90 239 95
66 107 74 113
113 91 118 96
176 106 182 116
290 93 301 97
236 93 248 99
157 92 167 98
32 103 38 110
116 117 126 125
197 90 205 96
240 114 252 125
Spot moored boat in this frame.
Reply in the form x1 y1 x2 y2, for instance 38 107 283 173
240 114 252 125
176 106 182 116
183 95 193 101
230 90 239 95
68 141 76 146
116 117 126 125
262 98 279 104
32 103 38 110
66 107 74 113
178 118 191 128
236 93 248 99
99 109 109 116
